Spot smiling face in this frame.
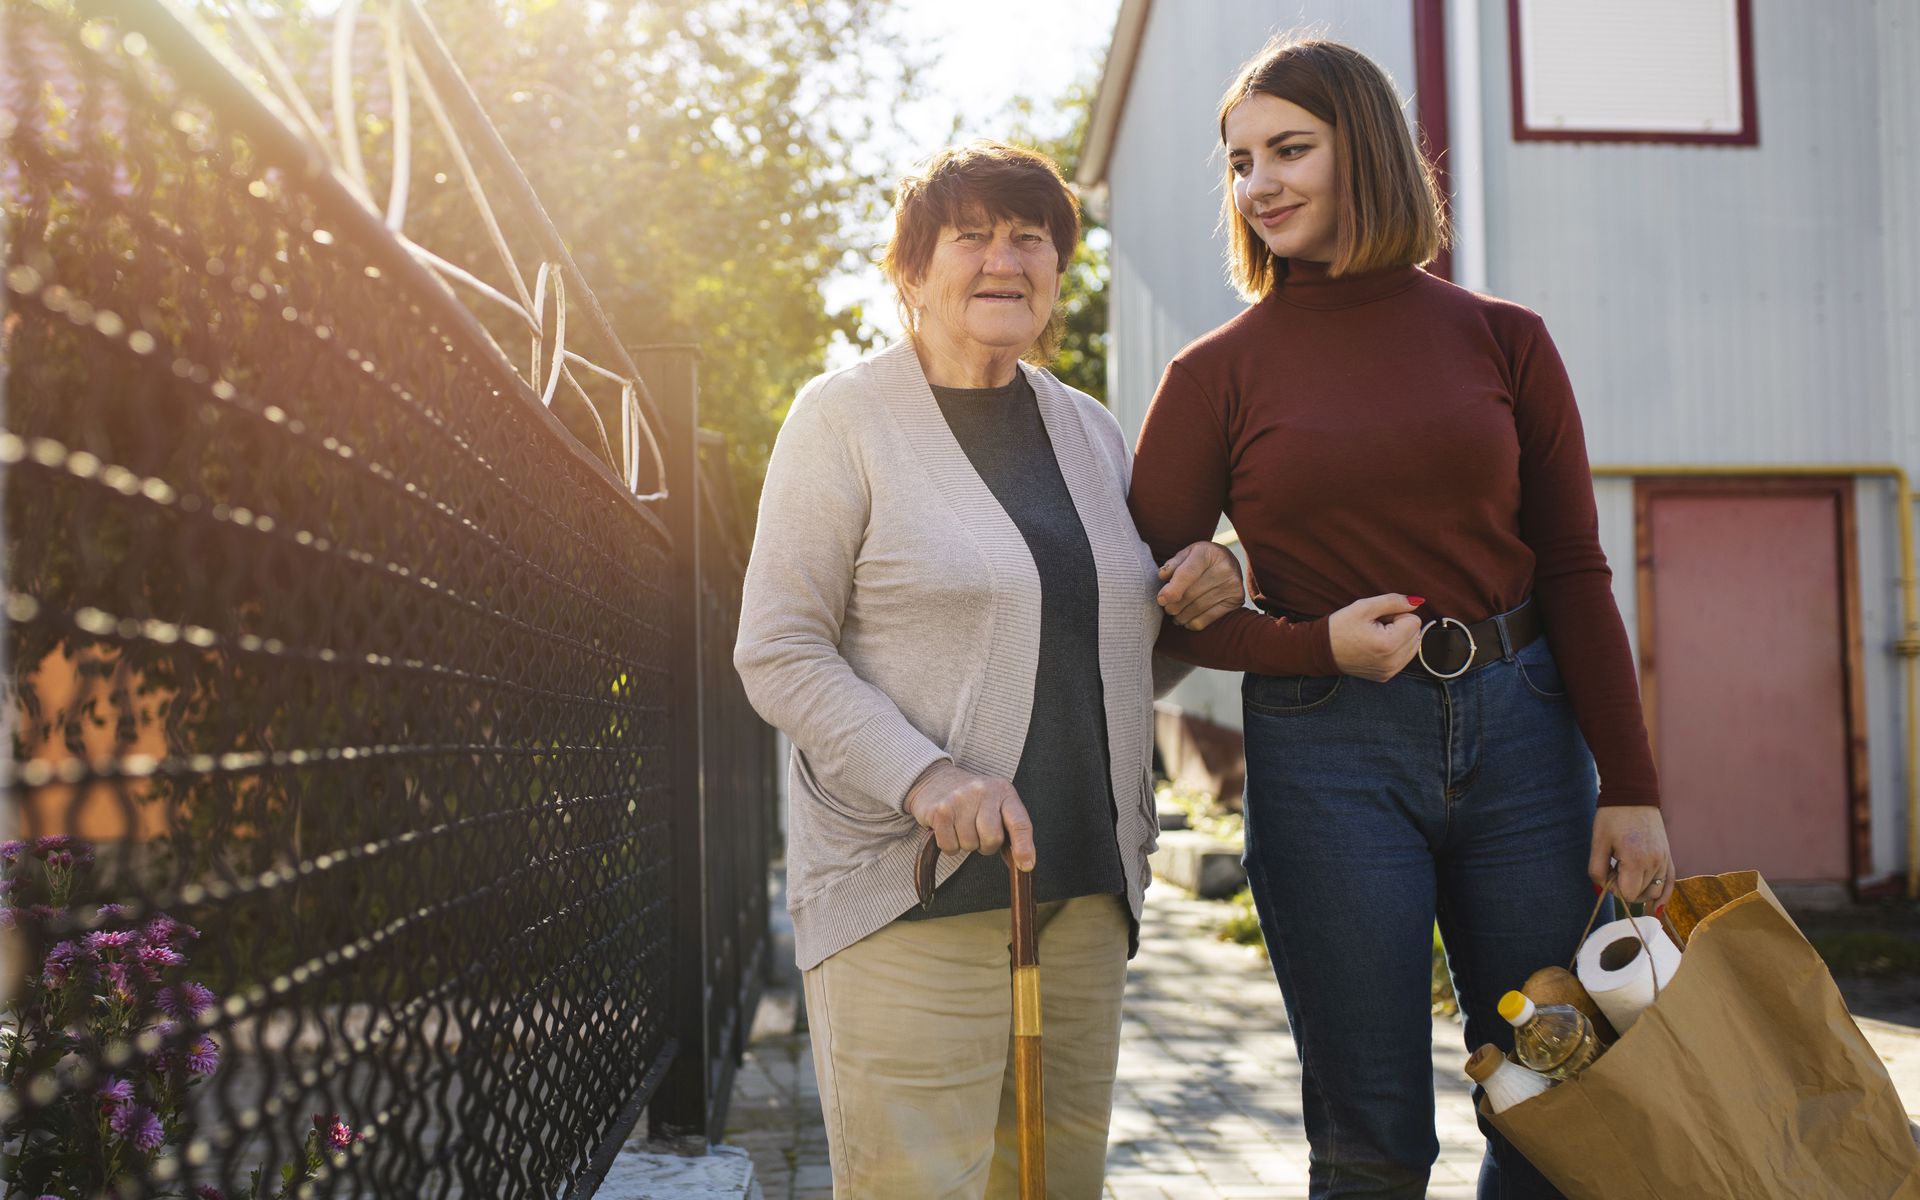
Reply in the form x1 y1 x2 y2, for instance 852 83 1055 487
902 213 1061 371
1224 92 1339 265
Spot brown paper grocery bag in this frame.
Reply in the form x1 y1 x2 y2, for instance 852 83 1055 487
1483 871 1920 1200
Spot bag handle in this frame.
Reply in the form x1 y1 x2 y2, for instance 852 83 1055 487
1570 870 1663 1000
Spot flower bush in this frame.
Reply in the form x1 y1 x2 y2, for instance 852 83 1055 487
0 837 360 1198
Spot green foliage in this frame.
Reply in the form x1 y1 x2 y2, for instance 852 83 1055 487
1811 930 1920 977
1003 82 1108 403
1216 885 1264 951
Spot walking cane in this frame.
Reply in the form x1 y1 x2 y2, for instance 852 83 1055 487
916 831 1045 1199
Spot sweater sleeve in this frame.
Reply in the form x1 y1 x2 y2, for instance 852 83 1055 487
1128 359 1339 676
733 384 951 816
1509 316 1661 807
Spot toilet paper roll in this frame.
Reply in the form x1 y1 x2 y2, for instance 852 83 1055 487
1574 915 1683 1034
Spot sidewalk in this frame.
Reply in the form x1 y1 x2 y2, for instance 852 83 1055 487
724 874 1920 1200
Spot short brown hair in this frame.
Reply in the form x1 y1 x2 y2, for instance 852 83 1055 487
881 140 1080 360
1218 36 1448 300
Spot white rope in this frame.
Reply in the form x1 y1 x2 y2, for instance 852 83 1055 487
531 262 566 411
330 0 373 204
382 0 411 232
230 0 667 502
404 45 535 314
397 237 538 332
224 1 334 154
560 363 619 471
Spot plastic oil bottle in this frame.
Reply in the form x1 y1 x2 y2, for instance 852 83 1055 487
1498 990 1601 1081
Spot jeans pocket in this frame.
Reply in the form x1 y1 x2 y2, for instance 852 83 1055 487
1242 672 1344 716
1514 642 1568 700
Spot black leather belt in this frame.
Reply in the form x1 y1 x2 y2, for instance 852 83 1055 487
1409 600 1542 680
1256 597 1543 680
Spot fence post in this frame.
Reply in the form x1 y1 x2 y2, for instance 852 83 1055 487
640 344 714 1146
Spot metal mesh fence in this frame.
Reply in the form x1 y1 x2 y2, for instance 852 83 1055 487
0 1 766 1194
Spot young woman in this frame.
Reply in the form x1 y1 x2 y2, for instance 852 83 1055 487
1128 38 1675 1200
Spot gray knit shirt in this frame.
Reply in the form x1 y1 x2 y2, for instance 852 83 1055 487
905 374 1125 919
734 339 1165 970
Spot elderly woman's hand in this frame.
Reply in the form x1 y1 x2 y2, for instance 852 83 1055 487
905 763 1038 871
1156 541 1246 630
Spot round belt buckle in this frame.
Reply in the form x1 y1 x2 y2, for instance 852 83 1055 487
1417 617 1476 681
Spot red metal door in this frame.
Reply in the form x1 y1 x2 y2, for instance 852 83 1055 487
1641 486 1856 883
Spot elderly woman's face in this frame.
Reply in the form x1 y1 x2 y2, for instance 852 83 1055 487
906 214 1061 357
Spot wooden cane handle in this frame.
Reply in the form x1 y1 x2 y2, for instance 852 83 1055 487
914 830 942 911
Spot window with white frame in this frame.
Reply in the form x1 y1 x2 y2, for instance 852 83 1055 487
1509 0 1757 145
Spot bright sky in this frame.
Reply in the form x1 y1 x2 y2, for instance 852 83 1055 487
824 0 1124 362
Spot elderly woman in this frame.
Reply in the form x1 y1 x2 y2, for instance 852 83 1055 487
734 140 1241 1198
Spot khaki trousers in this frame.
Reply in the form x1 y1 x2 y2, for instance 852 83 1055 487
801 892 1129 1199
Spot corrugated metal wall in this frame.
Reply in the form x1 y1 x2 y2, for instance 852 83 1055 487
1476 0 1917 882
1479 0 1895 467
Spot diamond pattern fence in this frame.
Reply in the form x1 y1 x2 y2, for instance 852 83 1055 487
0 0 774 1195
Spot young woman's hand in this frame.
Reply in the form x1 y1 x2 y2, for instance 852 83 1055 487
1328 594 1422 681
905 763 1037 871
1156 540 1246 630
1590 806 1674 906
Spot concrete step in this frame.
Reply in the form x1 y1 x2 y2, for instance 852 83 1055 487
1148 829 1247 899
597 1142 762 1199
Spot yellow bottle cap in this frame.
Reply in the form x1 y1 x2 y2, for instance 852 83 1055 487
1498 990 1533 1025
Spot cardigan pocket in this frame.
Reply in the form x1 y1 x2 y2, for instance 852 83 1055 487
792 746 918 830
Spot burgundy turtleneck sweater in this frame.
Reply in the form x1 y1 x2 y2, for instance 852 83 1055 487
1129 261 1658 808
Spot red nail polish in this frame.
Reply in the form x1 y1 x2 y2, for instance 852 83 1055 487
1593 883 1603 896
1407 596 1426 607
1655 904 1666 918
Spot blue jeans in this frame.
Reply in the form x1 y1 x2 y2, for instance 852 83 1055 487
1240 634 1599 1199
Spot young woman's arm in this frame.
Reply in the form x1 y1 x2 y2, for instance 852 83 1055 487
1129 359 1342 677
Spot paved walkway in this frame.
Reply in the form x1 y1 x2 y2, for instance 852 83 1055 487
724 875 1920 1200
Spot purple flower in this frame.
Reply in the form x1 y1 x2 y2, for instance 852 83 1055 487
103 961 138 1002
98 1075 134 1105
0 877 17 896
135 942 184 979
2 839 27 865
194 1187 228 1200
157 981 217 1019
31 836 91 864
143 914 200 948
85 929 136 954
42 939 89 986
0 908 13 930
27 904 59 923
44 850 72 870
186 1035 220 1076
313 1112 362 1151
109 1102 164 1151
94 902 131 919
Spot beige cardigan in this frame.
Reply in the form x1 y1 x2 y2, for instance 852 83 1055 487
734 340 1165 970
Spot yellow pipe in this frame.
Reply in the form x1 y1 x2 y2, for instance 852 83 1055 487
1591 465 1920 899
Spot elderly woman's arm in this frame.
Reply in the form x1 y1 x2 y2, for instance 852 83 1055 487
733 389 950 818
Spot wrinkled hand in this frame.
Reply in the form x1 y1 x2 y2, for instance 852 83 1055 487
1328 594 1422 682
905 763 1036 871
1590 806 1673 907
1156 541 1246 631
